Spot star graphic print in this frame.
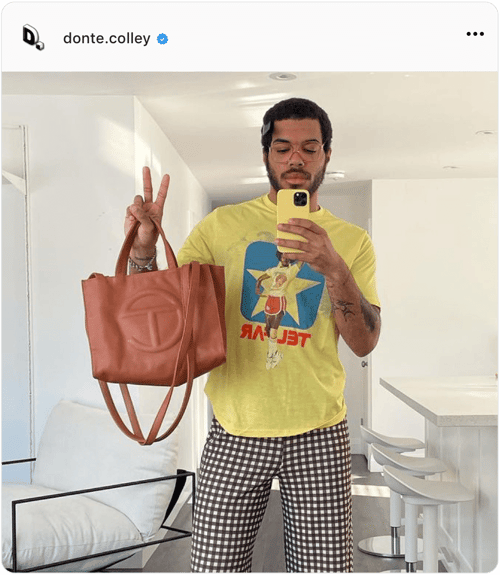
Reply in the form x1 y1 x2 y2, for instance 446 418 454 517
240 241 325 330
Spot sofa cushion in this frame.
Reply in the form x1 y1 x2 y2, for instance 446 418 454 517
2 483 142 571
32 400 178 539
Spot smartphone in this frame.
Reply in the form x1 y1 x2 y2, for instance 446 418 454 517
276 189 310 253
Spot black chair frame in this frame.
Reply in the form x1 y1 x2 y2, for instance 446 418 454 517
2 458 195 572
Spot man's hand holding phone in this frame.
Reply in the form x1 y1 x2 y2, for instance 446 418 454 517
276 217 350 286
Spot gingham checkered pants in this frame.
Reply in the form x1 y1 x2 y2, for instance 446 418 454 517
191 417 353 572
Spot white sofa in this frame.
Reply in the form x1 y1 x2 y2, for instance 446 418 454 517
2 400 193 571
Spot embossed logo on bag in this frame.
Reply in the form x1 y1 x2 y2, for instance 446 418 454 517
120 290 183 352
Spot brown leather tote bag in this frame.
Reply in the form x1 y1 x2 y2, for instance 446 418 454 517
82 219 226 445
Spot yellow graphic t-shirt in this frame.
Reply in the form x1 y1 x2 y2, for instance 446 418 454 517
177 194 380 437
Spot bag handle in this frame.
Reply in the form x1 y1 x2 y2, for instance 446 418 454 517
144 261 200 444
116 219 178 275
99 261 201 445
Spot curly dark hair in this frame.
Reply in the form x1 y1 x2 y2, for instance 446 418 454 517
261 98 333 154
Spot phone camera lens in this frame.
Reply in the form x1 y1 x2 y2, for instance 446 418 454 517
294 192 307 206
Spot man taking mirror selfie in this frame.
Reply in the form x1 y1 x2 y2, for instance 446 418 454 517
124 98 381 572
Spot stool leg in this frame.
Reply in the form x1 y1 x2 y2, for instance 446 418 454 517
390 490 402 554
358 488 407 558
404 502 419 572
422 505 438 573
358 487 425 559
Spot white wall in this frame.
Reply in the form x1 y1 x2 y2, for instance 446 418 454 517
2 181 32 475
321 180 372 232
370 178 498 447
3 95 137 447
2 96 211 474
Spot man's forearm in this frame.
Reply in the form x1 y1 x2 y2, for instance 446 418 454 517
325 261 381 357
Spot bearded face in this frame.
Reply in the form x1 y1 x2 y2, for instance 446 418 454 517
265 155 328 198
264 118 331 201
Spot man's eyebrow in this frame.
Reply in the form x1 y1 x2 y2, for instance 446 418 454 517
271 138 322 144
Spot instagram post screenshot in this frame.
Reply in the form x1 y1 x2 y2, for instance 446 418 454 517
1 1 498 573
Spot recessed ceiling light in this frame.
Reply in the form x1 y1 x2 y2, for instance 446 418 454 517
476 130 497 136
269 73 297 81
443 165 460 170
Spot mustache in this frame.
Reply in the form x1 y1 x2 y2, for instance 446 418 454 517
283 169 311 178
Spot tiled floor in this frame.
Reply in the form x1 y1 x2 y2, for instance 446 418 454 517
123 454 421 573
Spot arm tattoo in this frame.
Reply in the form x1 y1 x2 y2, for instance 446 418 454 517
332 299 355 320
360 296 379 332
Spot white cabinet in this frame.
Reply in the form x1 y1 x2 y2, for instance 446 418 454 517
381 376 498 572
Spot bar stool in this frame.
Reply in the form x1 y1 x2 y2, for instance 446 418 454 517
372 444 448 570
360 426 425 454
383 465 474 572
358 425 425 558
371 444 448 478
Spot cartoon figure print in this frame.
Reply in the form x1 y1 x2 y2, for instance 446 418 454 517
255 251 303 370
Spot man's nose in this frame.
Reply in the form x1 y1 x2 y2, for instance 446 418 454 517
288 150 305 165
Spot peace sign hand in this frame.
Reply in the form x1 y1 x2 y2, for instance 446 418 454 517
125 167 170 258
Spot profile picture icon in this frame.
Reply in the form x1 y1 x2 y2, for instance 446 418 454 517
23 24 44 51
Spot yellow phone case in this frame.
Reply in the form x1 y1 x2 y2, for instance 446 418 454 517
276 189 310 253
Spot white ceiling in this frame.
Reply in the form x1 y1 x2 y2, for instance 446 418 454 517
3 71 498 204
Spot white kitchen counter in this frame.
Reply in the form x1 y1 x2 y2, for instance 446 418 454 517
379 375 498 427
379 375 498 572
